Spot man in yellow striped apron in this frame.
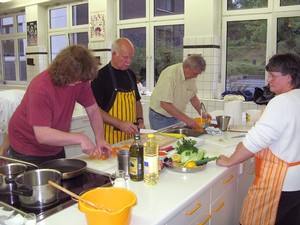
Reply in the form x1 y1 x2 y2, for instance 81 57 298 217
217 53 300 225
91 38 145 144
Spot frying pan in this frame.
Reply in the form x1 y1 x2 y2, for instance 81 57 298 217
0 156 86 180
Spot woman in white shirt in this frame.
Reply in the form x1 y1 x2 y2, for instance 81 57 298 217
217 53 300 225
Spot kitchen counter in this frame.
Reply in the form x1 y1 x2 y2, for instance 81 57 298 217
37 132 246 225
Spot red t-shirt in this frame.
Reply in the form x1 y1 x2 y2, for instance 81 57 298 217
8 70 96 156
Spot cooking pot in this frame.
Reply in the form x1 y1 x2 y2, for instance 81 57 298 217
0 156 87 180
12 169 62 207
0 163 27 190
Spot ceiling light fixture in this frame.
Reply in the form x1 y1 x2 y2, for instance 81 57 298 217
0 0 12 3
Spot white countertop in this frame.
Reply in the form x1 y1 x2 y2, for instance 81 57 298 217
37 132 243 225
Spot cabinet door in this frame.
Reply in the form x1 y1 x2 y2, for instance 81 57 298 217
210 179 238 225
236 163 255 224
65 115 94 158
165 189 210 225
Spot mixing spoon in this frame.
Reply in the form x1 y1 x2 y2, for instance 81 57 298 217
48 181 111 212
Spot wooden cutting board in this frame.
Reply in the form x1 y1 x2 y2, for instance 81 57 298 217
114 134 177 148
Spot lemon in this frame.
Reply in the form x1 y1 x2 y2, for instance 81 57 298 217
172 153 181 162
184 160 197 168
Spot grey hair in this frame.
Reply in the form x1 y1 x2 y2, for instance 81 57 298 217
111 38 134 53
183 54 206 71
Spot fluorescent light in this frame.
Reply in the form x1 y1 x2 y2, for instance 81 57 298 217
0 0 12 3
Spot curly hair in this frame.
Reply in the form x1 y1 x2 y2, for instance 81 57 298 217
265 53 300 89
48 45 98 86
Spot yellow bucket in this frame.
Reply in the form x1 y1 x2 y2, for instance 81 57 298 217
78 187 137 225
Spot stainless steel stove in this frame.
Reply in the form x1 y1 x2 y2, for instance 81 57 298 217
0 170 112 221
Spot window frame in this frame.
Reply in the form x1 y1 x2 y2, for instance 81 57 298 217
0 12 26 85
117 0 184 92
47 1 89 63
221 0 300 95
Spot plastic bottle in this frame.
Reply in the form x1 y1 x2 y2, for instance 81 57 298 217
143 133 159 185
242 112 247 125
129 134 144 181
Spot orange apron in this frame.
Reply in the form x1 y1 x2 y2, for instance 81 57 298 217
240 148 300 225
104 64 136 144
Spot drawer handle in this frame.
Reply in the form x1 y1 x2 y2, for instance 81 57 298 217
248 168 255 175
185 202 201 215
213 201 225 212
198 214 211 225
83 119 90 122
223 174 234 184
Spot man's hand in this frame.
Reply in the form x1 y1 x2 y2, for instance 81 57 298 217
118 121 139 134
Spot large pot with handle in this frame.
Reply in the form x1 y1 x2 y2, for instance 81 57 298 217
12 169 62 207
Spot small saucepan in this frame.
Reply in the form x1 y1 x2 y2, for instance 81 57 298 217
0 163 27 191
12 169 62 207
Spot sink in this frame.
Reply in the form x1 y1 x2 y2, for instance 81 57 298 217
162 127 206 137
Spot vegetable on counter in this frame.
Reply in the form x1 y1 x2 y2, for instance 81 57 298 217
175 138 198 154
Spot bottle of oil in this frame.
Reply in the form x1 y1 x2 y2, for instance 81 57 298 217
143 133 159 185
129 134 144 181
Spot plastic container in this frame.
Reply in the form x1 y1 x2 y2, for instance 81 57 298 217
78 187 136 225
143 134 159 185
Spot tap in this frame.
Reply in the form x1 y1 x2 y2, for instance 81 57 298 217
200 102 210 128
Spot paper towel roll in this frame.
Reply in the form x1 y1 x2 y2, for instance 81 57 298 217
224 100 243 125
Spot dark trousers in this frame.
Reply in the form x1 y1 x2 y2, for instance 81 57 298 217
8 146 66 166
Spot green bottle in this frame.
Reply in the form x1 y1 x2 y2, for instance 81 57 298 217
129 134 144 181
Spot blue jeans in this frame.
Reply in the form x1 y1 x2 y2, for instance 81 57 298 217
149 108 180 130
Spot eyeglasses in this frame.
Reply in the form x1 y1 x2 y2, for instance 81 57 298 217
267 73 283 80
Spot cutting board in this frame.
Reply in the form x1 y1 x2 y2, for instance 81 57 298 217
114 134 177 148
205 137 239 148
75 154 118 172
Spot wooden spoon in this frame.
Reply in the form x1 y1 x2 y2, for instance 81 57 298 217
48 180 111 212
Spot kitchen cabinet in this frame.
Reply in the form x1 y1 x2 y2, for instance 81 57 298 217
165 166 238 225
235 158 255 225
65 114 94 158
165 189 210 225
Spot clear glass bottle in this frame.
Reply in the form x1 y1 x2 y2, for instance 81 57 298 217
129 134 144 181
143 133 159 185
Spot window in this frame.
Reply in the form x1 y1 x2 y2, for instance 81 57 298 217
48 2 88 62
119 0 146 20
118 0 184 91
226 20 267 93
223 1 300 98
227 0 268 10
154 0 184 16
277 16 300 54
0 13 26 84
0 16 13 35
154 25 184 82
280 0 300 6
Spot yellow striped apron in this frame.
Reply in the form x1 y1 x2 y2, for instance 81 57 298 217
105 90 136 144
240 148 300 225
104 64 136 144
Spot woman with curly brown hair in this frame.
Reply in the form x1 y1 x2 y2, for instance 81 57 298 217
8 45 111 165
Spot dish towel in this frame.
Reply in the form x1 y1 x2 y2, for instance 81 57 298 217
205 126 223 136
